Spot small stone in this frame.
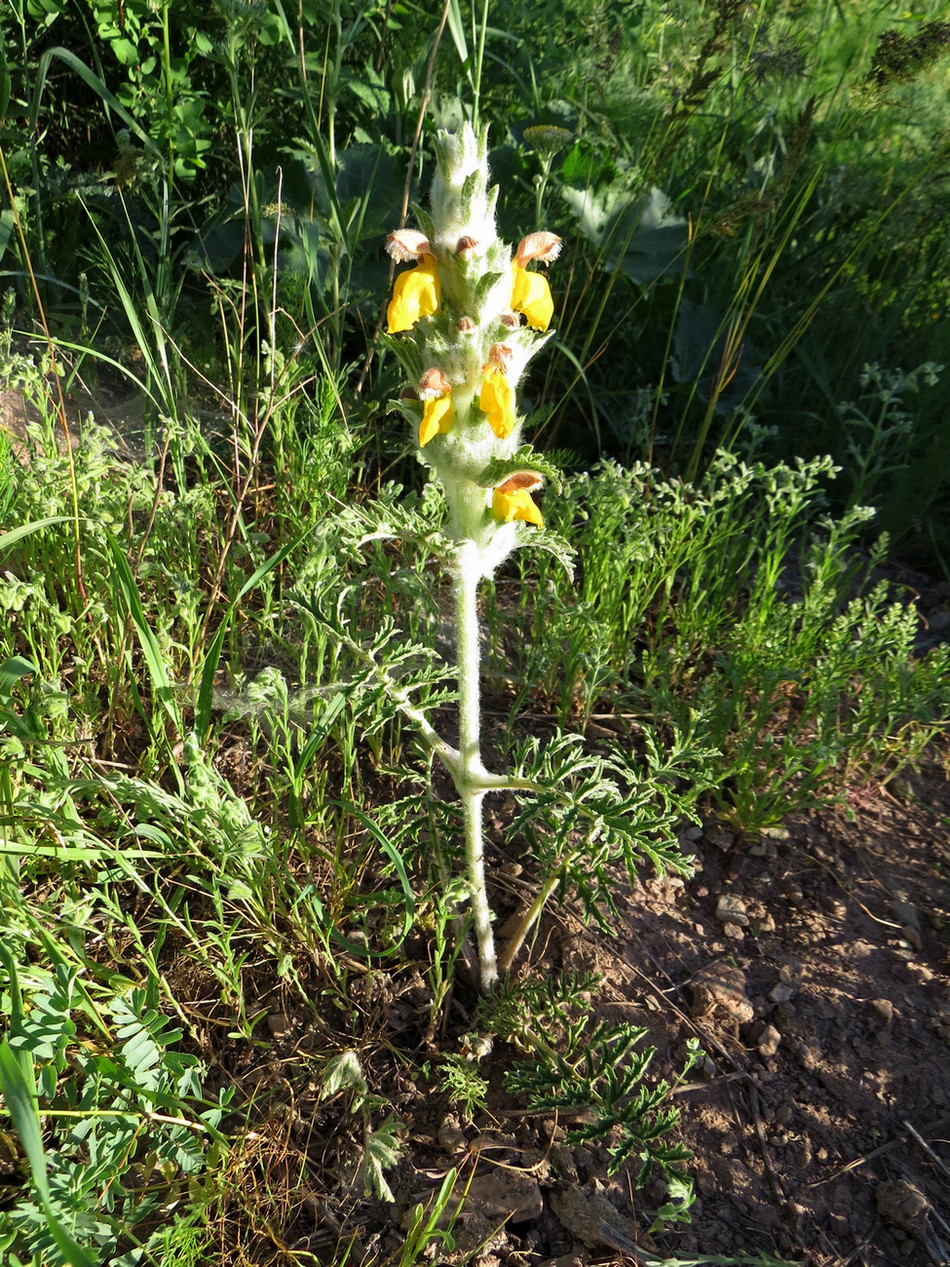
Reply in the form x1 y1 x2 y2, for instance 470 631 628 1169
705 824 735 851
901 923 923 951
828 1211 849 1237
438 1114 467 1154
869 997 894 1025
464 1170 543 1224
691 962 755 1026
723 921 745 941
875 1179 930 1234
769 982 797 1005
758 1024 781 1058
889 896 921 929
715 894 750 926
694 1165 719 1196
266 1012 293 1037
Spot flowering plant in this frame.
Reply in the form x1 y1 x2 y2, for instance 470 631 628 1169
383 124 567 989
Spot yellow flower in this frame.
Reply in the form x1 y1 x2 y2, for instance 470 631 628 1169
511 263 553 332
417 369 455 447
492 472 543 527
479 362 516 439
387 254 441 333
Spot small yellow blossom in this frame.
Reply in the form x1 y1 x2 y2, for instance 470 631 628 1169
511 264 553 331
511 233 561 331
417 369 455 447
492 472 543 527
387 254 441 333
479 347 516 438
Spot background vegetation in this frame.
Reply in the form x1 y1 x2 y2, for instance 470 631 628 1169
0 0 948 1262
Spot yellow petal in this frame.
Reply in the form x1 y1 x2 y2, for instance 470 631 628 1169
492 487 543 527
419 392 455 447
478 367 516 439
511 263 553 331
387 255 441 333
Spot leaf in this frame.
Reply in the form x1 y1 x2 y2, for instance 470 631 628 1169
0 1043 99 1267
512 522 576 578
0 656 38 704
321 1050 368 1104
0 518 72 553
478 446 564 493
106 535 183 743
562 183 688 286
0 38 9 121
363 1115 403 1201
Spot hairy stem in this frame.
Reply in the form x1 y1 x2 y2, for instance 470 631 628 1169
453 543 498 989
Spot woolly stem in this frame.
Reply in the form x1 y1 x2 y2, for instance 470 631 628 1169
452 541 498 990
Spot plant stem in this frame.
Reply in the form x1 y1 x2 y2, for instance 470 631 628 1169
453 542 498 989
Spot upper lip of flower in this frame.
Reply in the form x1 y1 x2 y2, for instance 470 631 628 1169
515 232 562 267
386 229 433 261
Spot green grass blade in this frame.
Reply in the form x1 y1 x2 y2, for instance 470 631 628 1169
106 534 183 741
0 1043 98 1265
32 47 161 160
0 518 71 553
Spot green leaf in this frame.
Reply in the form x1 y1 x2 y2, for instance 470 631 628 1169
478 446 564 493
512 523 575 578
106 535 183 743
0 1042 98 1266
321 1050 368 1103
363 1115 403 1201
0 38 9 121
0 517 72 553
0 656 37 704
